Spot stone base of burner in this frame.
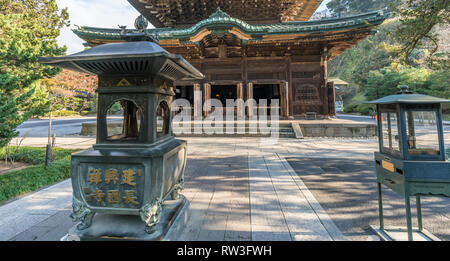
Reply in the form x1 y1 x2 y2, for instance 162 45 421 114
64 195 189 241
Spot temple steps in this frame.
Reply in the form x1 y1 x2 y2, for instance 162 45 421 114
173 123 296 138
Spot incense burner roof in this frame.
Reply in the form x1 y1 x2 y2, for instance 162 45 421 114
368 94 450 105
39 42 204 80
367 86 450 105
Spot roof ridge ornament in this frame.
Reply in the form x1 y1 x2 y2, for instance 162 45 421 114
118 25 127 34
135 15 149 32
209 7 231 19
397 85 413 95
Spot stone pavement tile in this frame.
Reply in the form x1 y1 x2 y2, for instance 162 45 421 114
32 210 73 229
197 213 228 241
10 210 73 241
248 155 291 239
197 188 232 241
250 193 286 227
224 169 251 241
179 190 214 241
278 154 347 241
224 212 251 241
8 226 55 241
27 179 72 199
263 155 333 241
179 154 251 241
0 214 51 241
251 225 292 241
197 176 236 241
0 179 72 241
0 197 53 227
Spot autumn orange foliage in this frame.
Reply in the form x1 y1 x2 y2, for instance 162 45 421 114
42 69 97 96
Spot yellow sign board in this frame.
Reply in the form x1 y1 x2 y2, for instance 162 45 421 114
382 160 395 172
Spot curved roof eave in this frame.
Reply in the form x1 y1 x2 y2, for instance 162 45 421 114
72 9 388 44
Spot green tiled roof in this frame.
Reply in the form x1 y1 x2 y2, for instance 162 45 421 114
73 9 388 44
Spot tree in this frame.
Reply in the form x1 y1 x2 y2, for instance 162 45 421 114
328 19 401 89
364 65 449 101
327 0 393 17
41 69 97 115
46 69 97 94
392 0 449 69
0 0 69 148
326 0 350 17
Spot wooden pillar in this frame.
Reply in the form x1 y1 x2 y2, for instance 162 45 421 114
321 47 329 117
284 81 290 118
237 82 244 118
278 81 289 118
194 83 202 118
286 54 293 117
279 82 285 118
237 82 244 100
203 83 211 117
327 81 336 117
247 82 254 117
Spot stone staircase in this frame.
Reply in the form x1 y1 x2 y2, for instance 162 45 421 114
173 122 296 138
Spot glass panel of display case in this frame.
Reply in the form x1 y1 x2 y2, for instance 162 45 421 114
381 111 400 155
405 110 440 156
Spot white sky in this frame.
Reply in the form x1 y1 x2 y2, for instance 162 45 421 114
56 0 331 55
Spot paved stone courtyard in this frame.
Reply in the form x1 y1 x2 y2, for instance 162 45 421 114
1 137 449 241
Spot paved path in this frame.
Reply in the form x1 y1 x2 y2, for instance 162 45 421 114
1 137 363 241
248 154 344 241
2 136 448 241
0 180 72 241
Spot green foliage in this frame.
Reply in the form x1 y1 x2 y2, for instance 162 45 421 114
342 92 374 114
0 146 77 203
46 110 79 117
364 65 450 101
0 157 71 203
108 101 124 115
329 19 400 89
41 69 97 116
392 0 449 70
0 146 76 165
328 1 449 115
0 0 69 148
327 0 392 17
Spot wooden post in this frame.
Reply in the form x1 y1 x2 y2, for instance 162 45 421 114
237 82 244 118
194 83 202 118
279 82 285 118
328 81 336 117
247 82 254 117
237 82 244 100
321 47 329 117
203 83 211 117
286 54 292 117
284 81 290 117
46 110 52 167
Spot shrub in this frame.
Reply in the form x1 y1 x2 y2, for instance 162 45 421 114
0 146 78 204
0 146 76 165
45 110 79 117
